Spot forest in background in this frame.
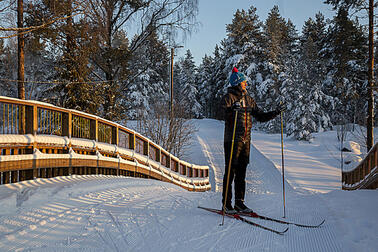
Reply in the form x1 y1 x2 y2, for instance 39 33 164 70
0 0 377 144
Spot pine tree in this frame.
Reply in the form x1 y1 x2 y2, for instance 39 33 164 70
211 44 228 119
24 34 55 100
124 32 170 119
325 0 375 152
197 54 214 118
55 16 100 114
215 5 266 120
282 13 335 140
323 8 368 125
263 6 288 72
0 40 17 97
225 7 263 57
26 0 101 114
223 6 264 77
284 35 332 140
175 50 202 118
259 6 299 132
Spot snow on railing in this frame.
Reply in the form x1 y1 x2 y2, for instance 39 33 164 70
342 141 378 190
0 96 210 192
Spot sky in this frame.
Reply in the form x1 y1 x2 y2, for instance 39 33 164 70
178 0 336 64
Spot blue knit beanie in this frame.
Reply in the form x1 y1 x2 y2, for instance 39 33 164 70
229 67 246 86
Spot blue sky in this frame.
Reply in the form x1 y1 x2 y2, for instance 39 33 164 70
178 0 336 64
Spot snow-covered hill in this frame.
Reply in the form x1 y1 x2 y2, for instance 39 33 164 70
0 119 376 251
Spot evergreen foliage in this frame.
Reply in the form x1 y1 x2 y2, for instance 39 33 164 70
174 50 202 118
125 31 170 119
0 2 375 142
0 40 17 97
194 4 371 140
283 13 333 140
323 8 368 125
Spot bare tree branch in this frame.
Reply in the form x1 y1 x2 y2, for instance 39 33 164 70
0 8 85 39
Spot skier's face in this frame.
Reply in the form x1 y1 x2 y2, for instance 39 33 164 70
241 81 247 90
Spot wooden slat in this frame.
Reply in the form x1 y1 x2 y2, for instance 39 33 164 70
0 96 210 191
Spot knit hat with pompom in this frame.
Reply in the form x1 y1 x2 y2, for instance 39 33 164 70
229 67 246 86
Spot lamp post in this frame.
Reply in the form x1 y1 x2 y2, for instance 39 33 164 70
170 45 183 118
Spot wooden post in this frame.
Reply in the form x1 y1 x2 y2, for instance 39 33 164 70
11 171 18 183
90 119 98 141
360 165 363 182
158 148 161 164
112 126 118 145
112 126 119 175
372 148 376 169
62 112 72 174
25 105 38 178
144 141 149 156
62 112 72 138
25 105 37 135
129 133 135 150
367 0 374 152
342 173 345 186
3 172 10 184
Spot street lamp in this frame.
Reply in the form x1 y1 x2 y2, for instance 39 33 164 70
170 45 183 118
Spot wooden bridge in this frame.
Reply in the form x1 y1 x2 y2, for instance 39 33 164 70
0 96 210 192
1 95 377 191
342 142 378 190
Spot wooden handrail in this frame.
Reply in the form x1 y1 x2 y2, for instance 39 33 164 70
0 96 210 191
342 141 378 190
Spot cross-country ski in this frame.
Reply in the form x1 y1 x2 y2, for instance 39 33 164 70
198 206 289 235
199 206 325 228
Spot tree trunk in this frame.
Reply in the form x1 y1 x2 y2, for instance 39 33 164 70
17 0 25 100
367 0 374 151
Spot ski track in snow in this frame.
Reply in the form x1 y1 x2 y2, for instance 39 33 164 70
0 119 375 251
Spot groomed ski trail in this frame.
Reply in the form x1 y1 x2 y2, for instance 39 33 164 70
0 119 365 251
193 119 343 251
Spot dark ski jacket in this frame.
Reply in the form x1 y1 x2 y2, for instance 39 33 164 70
221 85 278 143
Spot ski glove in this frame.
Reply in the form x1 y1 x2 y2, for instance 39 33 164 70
232 101 241 111
275 102 286 114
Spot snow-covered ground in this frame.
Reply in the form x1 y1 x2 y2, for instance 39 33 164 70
0 119 376 251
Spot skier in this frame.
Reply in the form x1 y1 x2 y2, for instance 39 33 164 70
221 67 284 214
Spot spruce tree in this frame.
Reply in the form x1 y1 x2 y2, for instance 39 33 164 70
0 41 17 97
223 6 264 77
26 0 101 114
197 54 215 118
212 44 228 119
219 5 266 121
24 36 55 100
284 30 332 140
175 50 202 118
124 32 170 119
260 6 299 132
323 8 368 125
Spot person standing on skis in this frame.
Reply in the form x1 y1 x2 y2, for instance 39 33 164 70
221 67 283 214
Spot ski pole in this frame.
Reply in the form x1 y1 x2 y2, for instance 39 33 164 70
221 109 238 226
280 104 286 218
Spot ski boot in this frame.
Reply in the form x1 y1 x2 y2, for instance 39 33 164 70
234 200 255 214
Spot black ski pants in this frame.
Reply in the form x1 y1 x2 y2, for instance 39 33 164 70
222 140 250 205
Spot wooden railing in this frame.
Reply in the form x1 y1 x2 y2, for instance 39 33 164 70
0 96 210 192
342 142 378 190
